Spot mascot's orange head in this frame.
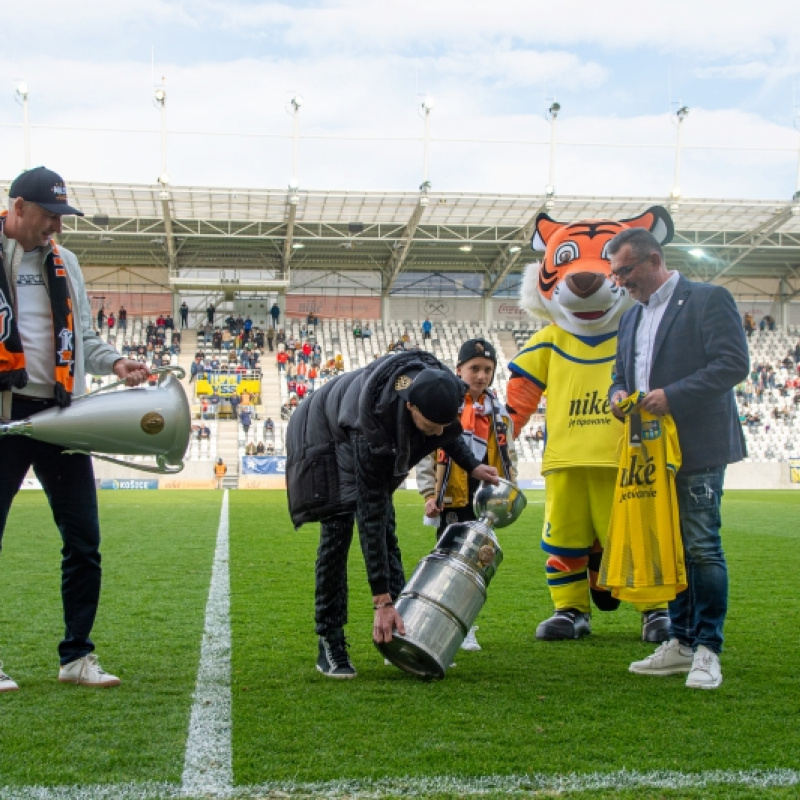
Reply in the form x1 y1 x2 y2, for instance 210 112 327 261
520 206 674 336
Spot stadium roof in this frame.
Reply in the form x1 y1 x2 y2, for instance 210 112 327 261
3 180 800 298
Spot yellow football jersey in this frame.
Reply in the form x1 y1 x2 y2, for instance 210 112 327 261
508 325 622 473
599 398 687 604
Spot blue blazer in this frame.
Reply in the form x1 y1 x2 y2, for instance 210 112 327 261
610 275 749 473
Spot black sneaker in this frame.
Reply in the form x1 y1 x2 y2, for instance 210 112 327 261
535 609 591 640
316 629 357 679
641 610 671 643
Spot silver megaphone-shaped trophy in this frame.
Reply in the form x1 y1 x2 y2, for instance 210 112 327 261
0 366 192 474
377 477 527 679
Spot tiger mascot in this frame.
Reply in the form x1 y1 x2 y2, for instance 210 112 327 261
506 206 674 641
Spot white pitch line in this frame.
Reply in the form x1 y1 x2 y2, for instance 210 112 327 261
3 769 799 799
180 489 233 798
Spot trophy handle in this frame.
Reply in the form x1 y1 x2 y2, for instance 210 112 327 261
62 450 185 474
83 365 186 397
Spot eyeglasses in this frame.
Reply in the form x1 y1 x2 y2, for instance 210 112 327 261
610 254 652 281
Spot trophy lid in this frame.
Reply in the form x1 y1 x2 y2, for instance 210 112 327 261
472 478 527 528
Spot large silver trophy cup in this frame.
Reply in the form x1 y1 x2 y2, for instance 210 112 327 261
0 367 191 473
377 477 527 679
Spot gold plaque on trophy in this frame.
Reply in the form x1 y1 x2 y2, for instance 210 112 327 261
140 412 166 435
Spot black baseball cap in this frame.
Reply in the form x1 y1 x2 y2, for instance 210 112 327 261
396 368 462 425
9 166 84 216
457 338 497 367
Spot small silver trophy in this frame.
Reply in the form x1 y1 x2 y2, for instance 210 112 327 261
377 477 527 678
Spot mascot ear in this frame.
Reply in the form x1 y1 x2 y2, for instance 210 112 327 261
531 212 563 252
620 205 675 246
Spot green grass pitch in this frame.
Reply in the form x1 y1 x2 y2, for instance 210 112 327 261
0 488 798 799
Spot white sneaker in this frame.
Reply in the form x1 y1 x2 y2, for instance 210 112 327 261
686 645 722 690
461 625 481 651
58 654 121 687
0 662 19 693
629 638 693 676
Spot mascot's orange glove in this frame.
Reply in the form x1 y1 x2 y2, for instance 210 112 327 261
506 375 543 439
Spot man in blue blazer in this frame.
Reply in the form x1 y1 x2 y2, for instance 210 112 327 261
607 228 749 690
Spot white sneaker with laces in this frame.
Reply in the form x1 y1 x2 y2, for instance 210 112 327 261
0 662 19 693
58 654 121 687
686 645 722 690
461 625 481 651
629 638 693 676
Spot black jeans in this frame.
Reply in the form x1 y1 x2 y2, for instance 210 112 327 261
314 503 405 636
0 396 102 664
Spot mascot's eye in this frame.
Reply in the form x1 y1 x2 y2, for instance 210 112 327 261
554 241 579 265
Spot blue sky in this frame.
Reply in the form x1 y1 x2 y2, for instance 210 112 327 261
2 0 799 199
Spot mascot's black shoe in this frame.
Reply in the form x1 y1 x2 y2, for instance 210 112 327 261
535 609 591 640
641 610 671 643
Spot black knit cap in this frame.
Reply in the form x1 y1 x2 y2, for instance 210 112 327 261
396 368 461 425
457 338 497 367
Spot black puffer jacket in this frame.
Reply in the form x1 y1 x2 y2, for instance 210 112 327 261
286 351 480 528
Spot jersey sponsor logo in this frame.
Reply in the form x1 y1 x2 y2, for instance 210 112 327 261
567 390 611 428
0 289 12 342
619 452 657 488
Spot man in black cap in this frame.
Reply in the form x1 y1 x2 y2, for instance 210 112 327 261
416 338 517 651
0 167 149 693
285 350 499 678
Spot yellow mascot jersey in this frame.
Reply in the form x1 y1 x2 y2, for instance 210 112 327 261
598 397 687 604
508 324 622 473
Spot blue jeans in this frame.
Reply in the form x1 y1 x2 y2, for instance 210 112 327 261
669 465 728 654
0 396 102 664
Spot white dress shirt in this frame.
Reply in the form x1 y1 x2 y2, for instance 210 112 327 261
634 270 680 393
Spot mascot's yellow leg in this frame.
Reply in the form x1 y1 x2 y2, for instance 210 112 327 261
542 468 667 614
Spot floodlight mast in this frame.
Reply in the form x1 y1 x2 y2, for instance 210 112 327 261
671 105 690 207
546 100 560 207
420 96 434 191
15 81 30 169
290 95 303 190
154 79 169 186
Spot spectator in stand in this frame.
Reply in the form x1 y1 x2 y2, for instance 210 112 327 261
743 312 755 338
198 424 211 440
421 318 432 340
302 339 312 361
276 350 288 372
308 365 318 390
362 324 372 339
214 458 227 489
240 389 252 406
353 322 362 339
794 340 800 365
229 392 241 420
155 314 166 327
270 302 280 328
206 304 215 324
240 407 252 438
221 329 232 350
118 306 127 333
107 312 115 332
334 353 345 372
245 441 257 456
296 380 308 400
164 314 174 330
266 327 275 352
179 301 188 328
276 328 286 347
296 360 307 379
256 440 266 455
96 306 105 330
263 417 275 435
